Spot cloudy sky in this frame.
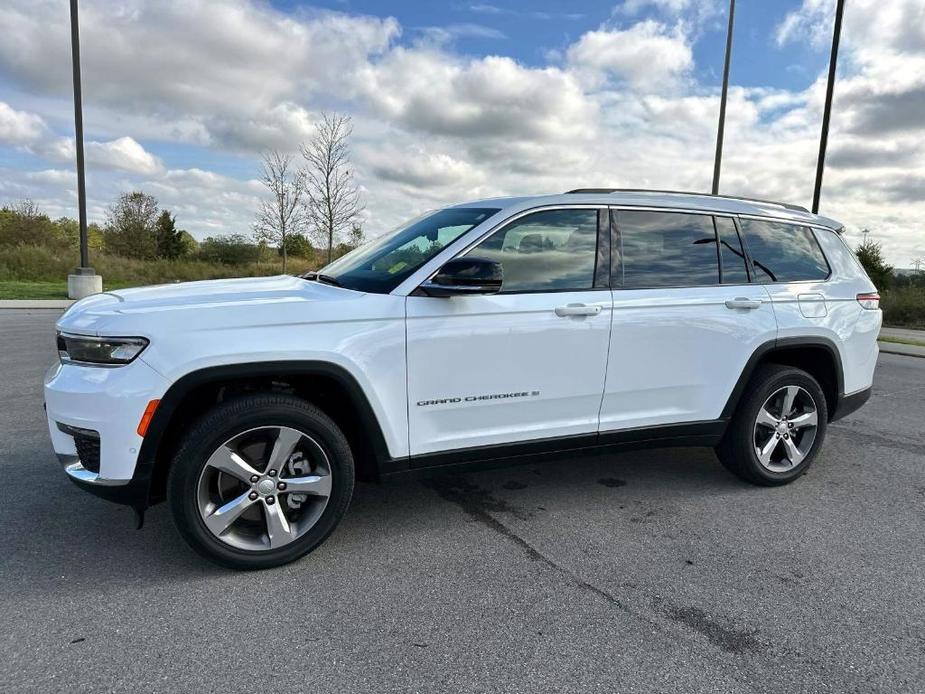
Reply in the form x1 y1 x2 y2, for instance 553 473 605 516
0 0 923 266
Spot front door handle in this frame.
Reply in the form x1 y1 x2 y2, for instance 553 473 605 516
725 297 763 310
555 303 602 317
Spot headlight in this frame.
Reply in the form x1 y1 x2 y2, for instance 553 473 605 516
56 332 149 366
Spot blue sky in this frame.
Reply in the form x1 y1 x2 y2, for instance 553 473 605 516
280 0 829 89
0 0 923 265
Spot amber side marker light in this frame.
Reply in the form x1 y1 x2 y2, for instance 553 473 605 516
137 399 161 437
856 292 880 310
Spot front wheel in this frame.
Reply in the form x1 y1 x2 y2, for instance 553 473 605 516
168 393 355 569
716 364 828 486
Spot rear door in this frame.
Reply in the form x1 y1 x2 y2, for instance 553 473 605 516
405 206 613 457
599 209 778 433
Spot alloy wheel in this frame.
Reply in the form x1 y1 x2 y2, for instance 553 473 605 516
196 426 333 551
753 385 819 473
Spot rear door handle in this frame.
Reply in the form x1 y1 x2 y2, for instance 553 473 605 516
725 297 763 310
555 303 602 317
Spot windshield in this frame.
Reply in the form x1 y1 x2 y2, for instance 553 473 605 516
315 207 501 294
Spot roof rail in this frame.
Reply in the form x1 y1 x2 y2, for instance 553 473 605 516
564 188 809 213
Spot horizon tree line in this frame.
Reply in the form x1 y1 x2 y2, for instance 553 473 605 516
255 112 365 272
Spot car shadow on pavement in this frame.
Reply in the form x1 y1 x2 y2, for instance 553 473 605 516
2 443 744 591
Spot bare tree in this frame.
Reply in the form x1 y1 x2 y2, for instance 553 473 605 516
8 198 42 218
254 151 307 273
301 113 363 263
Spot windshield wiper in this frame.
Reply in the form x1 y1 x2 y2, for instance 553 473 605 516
301 271 343 287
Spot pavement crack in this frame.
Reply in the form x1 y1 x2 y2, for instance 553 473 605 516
424 476 624 608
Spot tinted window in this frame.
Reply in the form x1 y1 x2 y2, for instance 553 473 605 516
467 209 599 292
740 219 829 282
320 207 499 293
617 211 719 288
715 216 749 284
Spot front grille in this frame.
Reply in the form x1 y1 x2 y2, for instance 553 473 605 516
73 433 101 473
57 422 101 473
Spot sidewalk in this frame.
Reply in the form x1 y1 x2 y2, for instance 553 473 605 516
878 327 925 359
0 300 73 309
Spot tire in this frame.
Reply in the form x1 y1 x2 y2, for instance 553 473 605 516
716 364 828 486
168 393 355 570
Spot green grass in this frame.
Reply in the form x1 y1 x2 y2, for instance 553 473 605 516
0 281 69 299
0 279 139 299
878 335 925 348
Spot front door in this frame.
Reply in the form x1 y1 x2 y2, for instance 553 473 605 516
406 207 612 457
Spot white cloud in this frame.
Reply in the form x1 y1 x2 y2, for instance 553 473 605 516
85 137 163 175
567 21 693 90
0 101 46 145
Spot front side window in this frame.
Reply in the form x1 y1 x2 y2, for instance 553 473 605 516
464 209 600 293
617 211 720 288
318 207 499 293
739 219 829 283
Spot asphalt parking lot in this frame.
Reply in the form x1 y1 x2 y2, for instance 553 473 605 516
1 309 923 693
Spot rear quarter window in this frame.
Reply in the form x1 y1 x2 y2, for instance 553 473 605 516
739 219 830 283
814 228 870 282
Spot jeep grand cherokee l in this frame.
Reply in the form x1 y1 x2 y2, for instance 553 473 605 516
45 190 881 569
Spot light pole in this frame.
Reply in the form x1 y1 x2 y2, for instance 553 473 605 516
67 0 102 299
711 0 735 196
812 0 846 214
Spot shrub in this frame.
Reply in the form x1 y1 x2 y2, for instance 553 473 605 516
197 234 259 265
881 287 925 328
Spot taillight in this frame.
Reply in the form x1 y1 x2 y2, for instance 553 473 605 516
856 292 880 310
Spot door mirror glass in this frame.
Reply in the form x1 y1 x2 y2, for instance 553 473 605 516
420 257 503 297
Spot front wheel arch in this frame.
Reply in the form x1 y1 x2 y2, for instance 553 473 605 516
137 361 391 510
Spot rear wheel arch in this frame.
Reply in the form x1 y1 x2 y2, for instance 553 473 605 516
138 361 391 507
722 337 843 421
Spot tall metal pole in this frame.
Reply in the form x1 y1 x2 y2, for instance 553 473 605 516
69 0 90 269
812 0 846 214
711 0 735 195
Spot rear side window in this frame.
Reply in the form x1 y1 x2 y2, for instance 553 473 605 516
739 219 829 283
617 211 719 288
715 217 749 284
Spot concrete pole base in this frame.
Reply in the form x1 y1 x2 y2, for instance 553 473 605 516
67 269 103 299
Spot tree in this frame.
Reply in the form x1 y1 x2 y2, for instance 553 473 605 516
177 230 199 256
154 210 186 260
855 236 893 290
105 191 159 259
301 113 364 264
9 198 41 219
347 224 365 249
280 233 314 260
254 150 306 273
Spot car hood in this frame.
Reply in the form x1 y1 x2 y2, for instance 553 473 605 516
57 275 360 336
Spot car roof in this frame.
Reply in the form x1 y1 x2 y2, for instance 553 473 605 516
450 189 843 230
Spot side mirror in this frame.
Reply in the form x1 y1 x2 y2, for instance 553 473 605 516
420 257 503 297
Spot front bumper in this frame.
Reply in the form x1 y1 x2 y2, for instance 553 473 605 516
45 357 170 505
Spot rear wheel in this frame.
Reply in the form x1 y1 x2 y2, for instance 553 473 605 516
716 364 827 486
168 393 354 569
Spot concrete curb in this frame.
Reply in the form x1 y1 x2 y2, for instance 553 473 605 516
0 300 74 309
878 342 925 359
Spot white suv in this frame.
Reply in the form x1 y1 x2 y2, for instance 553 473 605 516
45 190 882 569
